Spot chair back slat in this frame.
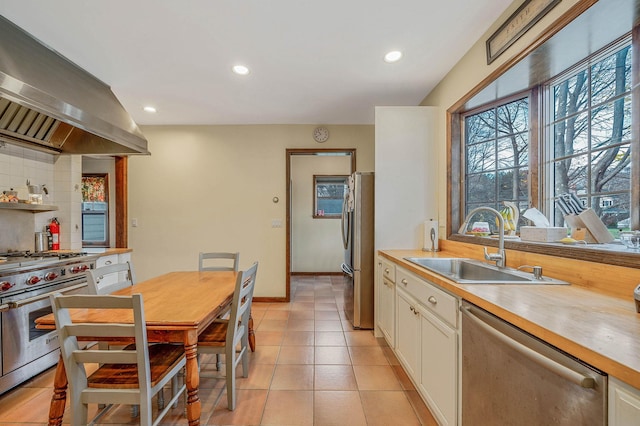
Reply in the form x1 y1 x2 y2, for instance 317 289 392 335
66 323 135 338
199 252 240 272
74 349 139 365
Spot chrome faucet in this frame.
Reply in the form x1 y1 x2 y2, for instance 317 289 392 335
458 206 506 268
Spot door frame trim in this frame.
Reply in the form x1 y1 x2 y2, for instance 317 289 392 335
285 148 356 302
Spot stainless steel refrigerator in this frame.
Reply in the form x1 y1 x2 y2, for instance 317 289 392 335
341 171 374 329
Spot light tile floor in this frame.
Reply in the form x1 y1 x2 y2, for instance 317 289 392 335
0 275 437 425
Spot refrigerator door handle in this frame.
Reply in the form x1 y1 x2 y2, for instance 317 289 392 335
341 263 353 277
341 195 350 249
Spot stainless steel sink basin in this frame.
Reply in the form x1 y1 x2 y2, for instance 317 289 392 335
404 257 568 285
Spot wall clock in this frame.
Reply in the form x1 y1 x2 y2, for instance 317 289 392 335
313 126 330 143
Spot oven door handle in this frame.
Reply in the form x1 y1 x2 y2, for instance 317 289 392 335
461 305 596 389
0 303 9 312
7 282 87 309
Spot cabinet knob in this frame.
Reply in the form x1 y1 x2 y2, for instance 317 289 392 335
105 260 112 265
401 279 408 285
384 268 390 274
428 296 438 305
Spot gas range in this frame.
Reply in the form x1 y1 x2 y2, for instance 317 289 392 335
0 251 98 299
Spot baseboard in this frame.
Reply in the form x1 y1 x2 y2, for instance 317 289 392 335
291 272 343 276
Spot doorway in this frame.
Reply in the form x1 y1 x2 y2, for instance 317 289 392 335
285 149 356 301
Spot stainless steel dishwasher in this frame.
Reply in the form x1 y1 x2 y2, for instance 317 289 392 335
461 301 607 425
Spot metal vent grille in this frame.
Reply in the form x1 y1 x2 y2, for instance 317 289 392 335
0 97 62 151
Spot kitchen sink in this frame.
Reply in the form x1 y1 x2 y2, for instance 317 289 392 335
404 257 569 285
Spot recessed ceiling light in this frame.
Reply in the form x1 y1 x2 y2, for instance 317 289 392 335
384 50 403 63
143 106 157 113
232 65 250 75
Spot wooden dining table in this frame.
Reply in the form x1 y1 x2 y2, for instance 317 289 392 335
36 270 253 426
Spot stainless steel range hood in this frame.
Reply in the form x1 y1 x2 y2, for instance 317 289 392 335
0 16 149 155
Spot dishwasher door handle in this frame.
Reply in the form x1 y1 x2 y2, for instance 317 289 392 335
461 305 596 389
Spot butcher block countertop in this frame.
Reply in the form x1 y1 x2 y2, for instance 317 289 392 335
82 247 132 256
379 244 640 390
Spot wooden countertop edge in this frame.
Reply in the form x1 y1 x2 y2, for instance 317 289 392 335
378 249 640 390
88 248 132 256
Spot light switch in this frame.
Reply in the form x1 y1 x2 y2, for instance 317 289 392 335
132 218 138 227
271 219 283 228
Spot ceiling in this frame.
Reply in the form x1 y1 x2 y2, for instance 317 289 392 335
0 0 512 126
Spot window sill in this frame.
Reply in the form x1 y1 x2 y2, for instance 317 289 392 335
448 234 640 269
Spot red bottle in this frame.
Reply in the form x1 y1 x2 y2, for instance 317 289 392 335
49 218 60 250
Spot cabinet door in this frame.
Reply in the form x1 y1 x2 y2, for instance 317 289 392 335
609 377 640 425
419 306 457 426
395 287 420 380
379 277 395 347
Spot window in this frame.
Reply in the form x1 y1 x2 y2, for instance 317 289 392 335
458 41 633 240
463 97 530 228
81 174 109 246
313 175 348 218
547 43 632 234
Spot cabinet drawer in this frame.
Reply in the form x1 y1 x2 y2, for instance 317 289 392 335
396 268 458 327
96 254 118 268
380 258 396 283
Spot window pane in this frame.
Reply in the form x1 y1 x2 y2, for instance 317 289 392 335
497 99 528 135
591 46 632 106
591 96 632 149
553 112 589 157
497 134 528 168
467 141 495 173
466 110 495 144
466 173 496 203
82 213 107 242
590 144 631 193
314 175 347 217
497 168 528 201
554 155 588 196
553 71 588 120
591 193 630 231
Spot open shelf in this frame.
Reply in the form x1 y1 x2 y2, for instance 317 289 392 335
0 202 58 212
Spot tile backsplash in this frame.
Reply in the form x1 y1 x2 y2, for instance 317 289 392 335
0 143 81 251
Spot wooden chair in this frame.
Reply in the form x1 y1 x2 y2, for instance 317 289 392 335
86 260 176 411
198 251 241 370
198 252 240 272
86 261 136 296
197 261 258 410
50 293 186 426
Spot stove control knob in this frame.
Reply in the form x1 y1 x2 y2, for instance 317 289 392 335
27 276 41 285
70 265 89 274
44 272 59 281
0 281 13 291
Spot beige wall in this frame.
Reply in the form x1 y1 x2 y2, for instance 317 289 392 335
128 124 373 297
420 0 583 233
291 154 352 273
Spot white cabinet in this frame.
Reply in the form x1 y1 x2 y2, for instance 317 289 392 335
395 266 459 426
419 303 457 426
609 376 640 425
396 286 421 379
377 257 396 347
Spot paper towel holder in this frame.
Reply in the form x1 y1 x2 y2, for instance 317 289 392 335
423 220 439 252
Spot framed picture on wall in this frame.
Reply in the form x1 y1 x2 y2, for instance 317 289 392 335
486 0 561 64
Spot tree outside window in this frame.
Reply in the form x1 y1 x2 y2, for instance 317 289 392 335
548 43 632 235
463 97 530 229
